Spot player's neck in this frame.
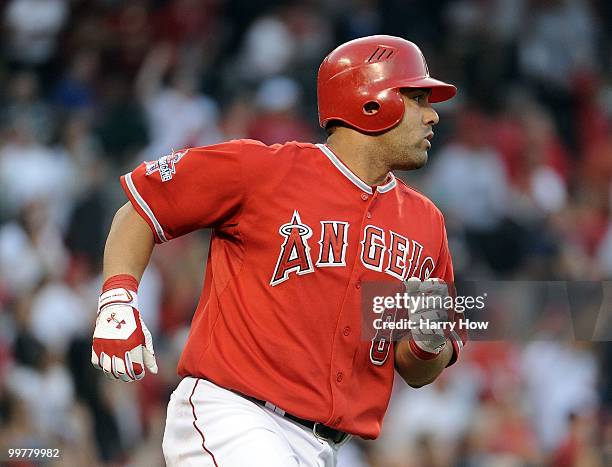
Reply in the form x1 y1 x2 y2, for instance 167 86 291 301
326 132 390 187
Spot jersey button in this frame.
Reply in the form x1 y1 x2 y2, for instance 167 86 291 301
361 193 369 201
366 211 372 219
343 326 351 336
334 416 342 425
336 372 343 383
355 280 361 289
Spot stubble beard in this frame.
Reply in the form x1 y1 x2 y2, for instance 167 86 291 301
394 145 428 171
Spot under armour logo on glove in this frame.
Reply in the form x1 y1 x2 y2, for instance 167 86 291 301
107 312 127 329
91 288 158 382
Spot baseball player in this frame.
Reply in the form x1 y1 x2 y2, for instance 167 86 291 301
91 35 465 466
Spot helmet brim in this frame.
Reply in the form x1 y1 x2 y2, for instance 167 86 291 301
395 77 457 103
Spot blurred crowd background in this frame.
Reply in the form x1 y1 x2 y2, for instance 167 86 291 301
0 0 610 466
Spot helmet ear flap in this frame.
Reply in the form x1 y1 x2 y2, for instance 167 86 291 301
364 87 406 131
327 87 406 133
321 84 406 133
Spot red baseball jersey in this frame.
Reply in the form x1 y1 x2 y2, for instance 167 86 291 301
120 139 460 439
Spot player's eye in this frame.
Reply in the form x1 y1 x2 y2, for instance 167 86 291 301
411 90 431 104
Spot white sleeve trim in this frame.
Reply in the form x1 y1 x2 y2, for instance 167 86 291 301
125 172 168 243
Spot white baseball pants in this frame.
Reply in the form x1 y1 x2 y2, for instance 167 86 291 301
162 377 344 466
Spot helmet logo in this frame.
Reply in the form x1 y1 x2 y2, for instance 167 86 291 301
419 51 430 77
367 46 396 63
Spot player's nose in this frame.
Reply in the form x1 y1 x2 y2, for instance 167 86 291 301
424 106 439 126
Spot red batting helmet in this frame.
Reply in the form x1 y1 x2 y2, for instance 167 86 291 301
317 35 457 133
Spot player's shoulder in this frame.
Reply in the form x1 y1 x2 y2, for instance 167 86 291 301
193 139 318 155
243 139 318 153
234 140 322 165
395 177 445 219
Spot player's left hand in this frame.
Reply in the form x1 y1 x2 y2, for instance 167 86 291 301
91 288 158 382
404 277 449 357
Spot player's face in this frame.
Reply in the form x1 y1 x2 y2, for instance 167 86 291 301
381 89 439 170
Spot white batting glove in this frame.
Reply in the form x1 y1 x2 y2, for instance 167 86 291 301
91 288 158 382
405 277 449 357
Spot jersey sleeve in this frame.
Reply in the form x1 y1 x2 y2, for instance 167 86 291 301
431 220 454 284
431 214 466 367
120 140 244 243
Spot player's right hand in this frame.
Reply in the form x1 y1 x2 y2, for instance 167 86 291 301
91 288 158 382
404 277 449 356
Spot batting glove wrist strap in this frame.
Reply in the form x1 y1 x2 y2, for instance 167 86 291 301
408 335 443 360
98 287 139 312
446 331 464 367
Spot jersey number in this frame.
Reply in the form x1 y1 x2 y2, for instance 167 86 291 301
369 307 397 365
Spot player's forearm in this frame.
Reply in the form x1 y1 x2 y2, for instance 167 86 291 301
103 202 155 281
394 338 453 388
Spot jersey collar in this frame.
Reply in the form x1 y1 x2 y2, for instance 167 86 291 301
316 144 397 195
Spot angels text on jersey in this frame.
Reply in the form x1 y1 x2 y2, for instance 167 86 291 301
270 210 436 286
